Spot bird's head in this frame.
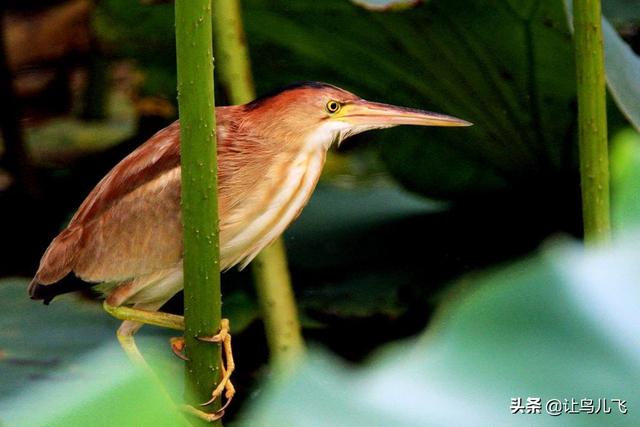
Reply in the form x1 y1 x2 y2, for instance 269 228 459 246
242 81 471 151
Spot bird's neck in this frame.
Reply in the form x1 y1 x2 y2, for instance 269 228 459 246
302 121 353 152
220 146 326 269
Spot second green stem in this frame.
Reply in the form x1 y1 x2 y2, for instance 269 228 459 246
573 0 611 244
212 0 305 367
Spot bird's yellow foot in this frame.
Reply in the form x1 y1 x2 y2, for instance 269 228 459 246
198 319 235 411
172 319 235 418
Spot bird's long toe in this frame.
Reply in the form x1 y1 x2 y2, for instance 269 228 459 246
182 404 225 422
198 319 235 408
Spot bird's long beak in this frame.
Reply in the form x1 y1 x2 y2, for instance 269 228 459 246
339 99 472 127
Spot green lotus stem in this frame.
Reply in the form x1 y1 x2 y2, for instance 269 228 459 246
212 0 254 104
212 0 305 368
175 0 223 423
573 0 611 244
251 239 305 368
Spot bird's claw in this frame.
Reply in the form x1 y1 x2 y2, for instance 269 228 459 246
197 319 235 410
182 404 225 422
197 318 230 343
172 319 235 419
170 336 189 361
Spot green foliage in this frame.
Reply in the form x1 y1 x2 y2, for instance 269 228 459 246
0 280 186 426
244 238 640 426
245 0 577 199
0 280 118 399
2 347 188 427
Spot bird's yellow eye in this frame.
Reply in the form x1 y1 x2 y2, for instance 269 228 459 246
326 100 341 114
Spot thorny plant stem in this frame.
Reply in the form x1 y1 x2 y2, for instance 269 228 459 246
175 0 223 424
573 0 611 244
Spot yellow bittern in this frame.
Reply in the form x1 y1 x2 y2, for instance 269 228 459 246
28 81 470 419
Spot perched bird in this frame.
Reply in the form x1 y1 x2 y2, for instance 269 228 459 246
28 81 470 417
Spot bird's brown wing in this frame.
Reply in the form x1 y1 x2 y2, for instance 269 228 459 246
30 122 184 292
29 105 277 302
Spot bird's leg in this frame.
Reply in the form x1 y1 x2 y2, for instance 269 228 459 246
103 301 184 331
104 300 187 362
103 301 235 422
115 319 225 423
116 321 217 423
106 299 180 370
197 319 236 410
116 320 149 367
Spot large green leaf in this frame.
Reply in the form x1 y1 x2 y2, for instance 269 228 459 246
0 280 178 398
0 275 260 401
0 345 188 427
243 239 640 426
245 0 578 199
0 279 188 426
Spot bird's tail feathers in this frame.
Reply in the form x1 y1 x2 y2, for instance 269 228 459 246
28 274 90 305
29 226 83 304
